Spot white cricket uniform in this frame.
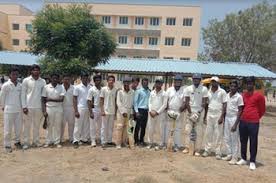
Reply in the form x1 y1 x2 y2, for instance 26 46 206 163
21 76 46 145
167 86 186 147
184 84 208 151
100 86 117 144
148 89 168 145
87 86 102 142
205 86 227 155
224 92 244 159
73 83 91 143
42 84 65 145
0 80 22 147
116 88 134 145
61 84 75 142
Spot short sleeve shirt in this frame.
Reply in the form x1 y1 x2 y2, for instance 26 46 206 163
226 92 244 117
42 83 65 108
184 84 208 113
100 86 117 115
208 86 227 113
73 83 91 109
62 84 74 108
167 86 186 112
87 86 101 112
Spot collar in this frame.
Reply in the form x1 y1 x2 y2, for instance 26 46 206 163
49 83 58 88
30 75 42 81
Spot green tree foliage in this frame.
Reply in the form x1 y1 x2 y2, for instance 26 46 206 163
202 1 275 68
30 4 116 74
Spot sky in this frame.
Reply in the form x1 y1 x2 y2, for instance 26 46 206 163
0 0 273 51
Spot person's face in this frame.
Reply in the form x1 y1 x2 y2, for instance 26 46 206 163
31 68 40 77
193 78 201 86
155 82 163 90
94 78 101 86
10 71 19 81
246 81 254 91
230 83 238 93
63 76 71 85
174 80 182 88
123 81 130 90
107 77 115 86
51 75 59 85
81 76 88 84
142 80 148 88
131 81 139 89
211 80 218 87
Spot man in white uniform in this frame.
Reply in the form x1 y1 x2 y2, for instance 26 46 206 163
0 67 22 152
183 73 208 156
115 77 134 149
87 75 102 147
100 75 117 149
222 80 244 164
42 73 65 148
202 76 227 160
61 74 75 143
167 75 186 152
21 64 46 149
73 73 91 148
147 79 168 150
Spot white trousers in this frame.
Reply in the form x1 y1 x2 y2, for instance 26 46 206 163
46 106 63 145
61 107 75 142
90 111 102 142
148 112 168 145
73 108 89 143
204 112 223 155
101 114 115 144
224 115 239 159
23 108 43 145
3 112 22 147
168 112 185 147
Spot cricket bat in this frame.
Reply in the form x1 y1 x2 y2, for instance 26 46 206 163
189 123 196 156
127 118 135 149
42 116 48 130
167 118 176 152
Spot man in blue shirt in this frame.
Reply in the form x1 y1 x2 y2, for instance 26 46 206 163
134 78 150 146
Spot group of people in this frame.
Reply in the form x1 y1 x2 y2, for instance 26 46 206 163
0 64 265 171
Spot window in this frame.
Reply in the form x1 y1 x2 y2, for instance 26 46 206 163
118 36 128 44
119 16 128 24
165 37 174 46
150 17 159 26
12 39 20 46
134 37 143 45
25 39 32 46
166 18 176 25
118 55 127 58
180 57 190 60
149 37 158 45
25 24 32 32
182 38 191 46
183 18 193 26
12 24 19 30
148 56 157 59
102 16 111 24
133 56 142 58
135 17 144 25
163 57 174 59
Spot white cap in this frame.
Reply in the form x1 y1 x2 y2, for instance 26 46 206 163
210 76 220 82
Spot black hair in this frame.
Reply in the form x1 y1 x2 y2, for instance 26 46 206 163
132 77 140 83
229 79 239 87
80 71 89 77
63 73 71 78
50 73 60 78
93 75 102 81
107 75 115 81
30 64 40 71
245 76 255 84
9 66 19 74
142 78 148 82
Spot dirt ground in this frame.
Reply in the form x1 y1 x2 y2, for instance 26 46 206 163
0 105 275 183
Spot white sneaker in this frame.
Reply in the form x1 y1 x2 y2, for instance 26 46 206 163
222 155 232 161
182 148 189 154
56 144 62 148
154 146 160 151
23 145 29 150
116 145 121 149
202 151 209 157
216 154 222 160
43 144 49 148
229 158 238 165
195 152 201 157
249 162 256 170
91 141 96 147
237 159 247 165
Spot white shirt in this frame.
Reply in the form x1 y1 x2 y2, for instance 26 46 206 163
21 76 46 109
0 80 22 113
184 84 208 113
208 86 227 113
87 86 101 112
149 89 168 114
42 83 65 108
73 83 91 109
226 92 244 117
117 88 134 114
100 86 117 115
167 86 186 112
62 84 74 108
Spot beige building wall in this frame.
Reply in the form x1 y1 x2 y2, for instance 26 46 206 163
0 11 11 50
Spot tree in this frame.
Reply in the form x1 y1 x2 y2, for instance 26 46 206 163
202 1 275 68
30 4 116 75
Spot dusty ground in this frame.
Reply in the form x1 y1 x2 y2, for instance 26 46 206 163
0 105 275 183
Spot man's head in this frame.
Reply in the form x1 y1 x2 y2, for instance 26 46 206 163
141 78 149 88
123 76 132 91
80 72 89 85
155 79 163 91
93 75 102 86
51 73 60 85
174 75 183 88
131 77 140 90
245 76 255 92
192 73 202 86
107 75 115 87
210 76 219 88
30 64 41 78
63 74 71 85
9 67 19 82
229 80 239 93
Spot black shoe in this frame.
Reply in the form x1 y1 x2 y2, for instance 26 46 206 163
14 142 22 149
107 142 116 146
73 142 79 149
140 142 146 147
102 143 107 150
5 146 12 153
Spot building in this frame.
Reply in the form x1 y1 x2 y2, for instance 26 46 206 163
0 2 201 60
